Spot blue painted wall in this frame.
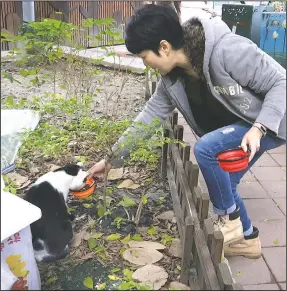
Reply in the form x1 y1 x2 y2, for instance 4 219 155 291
259 12 286 68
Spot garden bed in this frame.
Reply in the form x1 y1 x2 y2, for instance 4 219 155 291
1 62 187 290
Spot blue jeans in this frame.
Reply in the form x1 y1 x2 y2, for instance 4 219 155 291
194 121 285 235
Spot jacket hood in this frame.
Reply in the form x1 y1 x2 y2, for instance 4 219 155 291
182 16 231 76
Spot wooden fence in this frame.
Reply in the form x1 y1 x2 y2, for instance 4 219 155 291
1 1 142 50
160 112 243 290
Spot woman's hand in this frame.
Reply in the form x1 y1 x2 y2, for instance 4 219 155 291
241 126 264 161
88 159 112 178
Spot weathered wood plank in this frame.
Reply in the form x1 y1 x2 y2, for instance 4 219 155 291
180 216 194 285
210 231 224 267
199 191 210 223
203 218 214 252
216 262 235 290
160 128 169 180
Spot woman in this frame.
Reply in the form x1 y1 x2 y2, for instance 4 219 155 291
89 4 286 259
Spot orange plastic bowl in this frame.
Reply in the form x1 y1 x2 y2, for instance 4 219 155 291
217 148 250 173
71 176 96 199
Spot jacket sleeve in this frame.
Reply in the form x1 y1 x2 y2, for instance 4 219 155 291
109 78 175 167
221 36 286 135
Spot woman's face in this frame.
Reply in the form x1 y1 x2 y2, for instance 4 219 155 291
138 41 176 75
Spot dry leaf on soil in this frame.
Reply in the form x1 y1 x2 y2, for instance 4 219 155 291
7 173 28 187
168 238 182 258
117 179 140 189
156 211 175 221
107 168 124 180
169 281 190 290
122 247 163 265
50 164 60 171
132 264 168 290
128 241 166 250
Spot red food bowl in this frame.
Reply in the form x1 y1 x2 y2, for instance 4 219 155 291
217 148 250 173
71 176 96 199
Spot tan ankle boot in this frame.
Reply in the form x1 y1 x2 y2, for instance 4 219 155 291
213 207 244 246
224 226 262 259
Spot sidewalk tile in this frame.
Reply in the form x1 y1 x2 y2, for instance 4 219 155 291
243 284 279 290
228 256 273 284
268 145 286 154
260 181 286 198
238 181 268 199
279 283 286 290
271 154 286 167
244 199 285 221
263 247 286 282
254 220 286 247
242 170 257 182
254 154 279 167
251 167 285 181
273 198 286 215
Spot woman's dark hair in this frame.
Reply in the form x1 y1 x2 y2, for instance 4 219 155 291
125 4 184 55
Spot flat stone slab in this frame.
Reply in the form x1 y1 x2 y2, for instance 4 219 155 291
268 145 286 154
254 220 286 247
228 256 273 285
238 181 268 199
270 153 286 167
279 283 286 290
243 199 285 221
274 198 286 215
243 284 279 290
251 167 286 181
253 153 279 167
241 170 257 182
263 247 286 282
260 181 286 198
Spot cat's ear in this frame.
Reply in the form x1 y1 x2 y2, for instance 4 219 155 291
76 162 83 168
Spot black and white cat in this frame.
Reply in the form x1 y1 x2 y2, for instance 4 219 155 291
25 163 88 263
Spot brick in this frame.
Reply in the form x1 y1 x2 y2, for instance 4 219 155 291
254 220 286 247
254 154 279 167
263 247 286 282
243 284 279 290
251 167 286 181
244 199 285 221
238 181 268 199
228 256 273 284
260 181 286 198
279 283 286 290
268 145 286 154
271 154 286 167
274 198 286 215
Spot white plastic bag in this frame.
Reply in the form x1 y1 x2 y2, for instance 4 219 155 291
1 109 40 173
1 226 41 290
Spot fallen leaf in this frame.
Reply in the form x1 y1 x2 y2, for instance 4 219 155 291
263 219 269 222
96 282 106 290
71 231 84 248
117 179 140 189
7 173 28 187
106 234 121 241
50 164 60 171
16 179 31 190
83 277 94 289
169 281 190 290
132 264 168 290
46 277 58 285
108 168 124 180
176 265 182 271
112 268 121 273
156 211 175 221
122 248 163 265
108 275 121 281
119 196 137 208
83 203 94 209
168 238 182 258
121 234 131 245
236 271 242 277
128 241 166 250
132 234 143 241
245 181 251 184
273 239 279 245
31 167 40 174
88 237 97 249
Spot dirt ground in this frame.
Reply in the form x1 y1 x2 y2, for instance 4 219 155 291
2 63 185 290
